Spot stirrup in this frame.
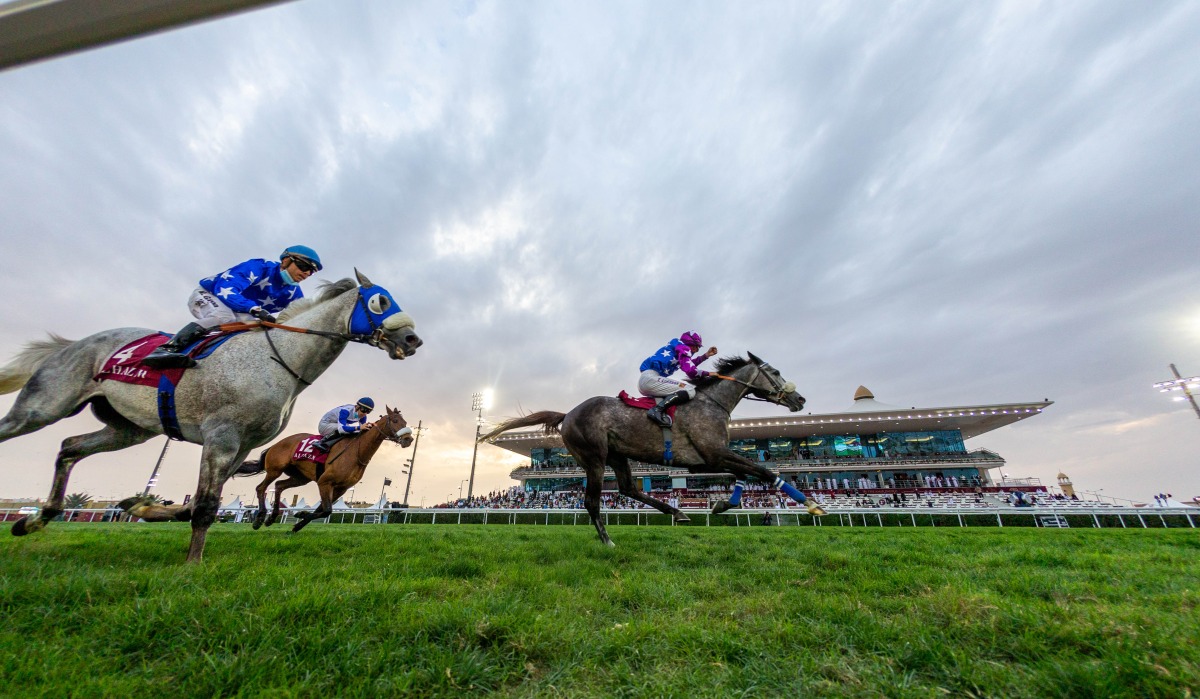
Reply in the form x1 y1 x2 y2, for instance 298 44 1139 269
647 408 672 427
142 350 196 369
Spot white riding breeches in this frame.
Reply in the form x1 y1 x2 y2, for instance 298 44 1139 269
638 370 696 399
188 288 255 329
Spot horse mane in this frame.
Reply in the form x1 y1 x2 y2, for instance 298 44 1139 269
690 355 751 388
275 279 358 322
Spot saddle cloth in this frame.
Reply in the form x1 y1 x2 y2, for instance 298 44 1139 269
292 435 329 465
94 332 241 387
617 390 678 421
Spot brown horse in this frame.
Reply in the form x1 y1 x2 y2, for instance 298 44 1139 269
235 406 413 532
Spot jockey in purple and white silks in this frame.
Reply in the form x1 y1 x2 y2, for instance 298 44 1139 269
143 246 323 369
638 331 718 427
313 397 374 452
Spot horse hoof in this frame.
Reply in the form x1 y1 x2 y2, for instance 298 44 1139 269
673 513 691 523
11 517 29 536
711 501 734 516
251 521 262 530
808 505 827 516
604 539 616 548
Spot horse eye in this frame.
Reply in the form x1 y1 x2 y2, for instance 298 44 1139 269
367 293 392 314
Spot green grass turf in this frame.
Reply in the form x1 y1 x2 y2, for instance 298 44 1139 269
1 523 1197 698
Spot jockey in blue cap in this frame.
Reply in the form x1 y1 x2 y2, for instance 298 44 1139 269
639 331 718 426
143 246 322 369
313 397 374 452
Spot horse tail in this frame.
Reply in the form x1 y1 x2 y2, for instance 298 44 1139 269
478 411 566 442
0 334 74 395
233 448 271 477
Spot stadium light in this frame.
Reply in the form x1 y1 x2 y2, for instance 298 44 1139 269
400 421 425 508
467 390 494 501
1153 364 1200 420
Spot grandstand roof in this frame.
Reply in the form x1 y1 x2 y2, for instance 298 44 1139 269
485 389 1053 455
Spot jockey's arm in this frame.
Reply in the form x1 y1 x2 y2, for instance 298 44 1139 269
207 260 272 313
336 407 363 434
675 344 709 379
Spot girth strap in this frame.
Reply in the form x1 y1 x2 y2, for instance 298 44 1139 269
157 374 184 440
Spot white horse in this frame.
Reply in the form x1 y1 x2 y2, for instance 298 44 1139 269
0 270 421 562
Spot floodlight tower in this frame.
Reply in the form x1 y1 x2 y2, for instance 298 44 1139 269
467 389 493 500
141 438 171 497
1153 364 1200 420
400 421 425 507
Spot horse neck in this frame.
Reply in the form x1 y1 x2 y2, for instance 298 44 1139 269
701 367 754 413
346 425 388 465
270 290 355 381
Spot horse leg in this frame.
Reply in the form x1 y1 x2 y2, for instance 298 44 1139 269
293 479 336 533
609 453 689 522
714 452 826 516
186 428 250 562
578 459 612 547
13 420 155 536
253 468 283 530
267 476 307 527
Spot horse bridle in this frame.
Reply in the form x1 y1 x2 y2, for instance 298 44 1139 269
712 362 797 405
220 288 412 385
375 413 414 445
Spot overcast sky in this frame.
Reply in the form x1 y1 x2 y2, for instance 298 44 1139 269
1 0 1198 508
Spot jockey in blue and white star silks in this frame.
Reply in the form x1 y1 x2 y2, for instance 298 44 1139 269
314 397 374 452
142 245 323 369
638 331 718 427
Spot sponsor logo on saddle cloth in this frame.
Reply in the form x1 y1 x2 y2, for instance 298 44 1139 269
94 334 179 387
293 436 329 465
94 332 242 387
617 390 679 420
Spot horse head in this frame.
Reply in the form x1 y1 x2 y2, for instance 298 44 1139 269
745 352 806 412
376 405 414 448
351 269 423 360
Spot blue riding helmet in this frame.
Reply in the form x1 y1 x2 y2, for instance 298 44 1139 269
356 397 374 412
281 245 323 271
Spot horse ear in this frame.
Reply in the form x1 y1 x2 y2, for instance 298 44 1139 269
748 351 762 365
354 268 375 288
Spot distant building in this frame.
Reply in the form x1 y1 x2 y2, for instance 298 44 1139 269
485 386 1052 493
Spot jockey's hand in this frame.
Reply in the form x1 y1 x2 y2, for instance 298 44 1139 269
704 346 718 358
250 307 277 323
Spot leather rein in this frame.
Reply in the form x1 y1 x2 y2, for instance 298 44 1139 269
215 292 406 385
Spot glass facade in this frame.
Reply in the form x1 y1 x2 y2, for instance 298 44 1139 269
520 428 980 492
730 430 965 461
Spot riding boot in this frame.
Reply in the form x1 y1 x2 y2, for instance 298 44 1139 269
646 390 691 427
142 322 208 369
313 434 341 453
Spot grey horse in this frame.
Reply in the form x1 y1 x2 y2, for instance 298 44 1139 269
479 353 826 546
0 270 421 562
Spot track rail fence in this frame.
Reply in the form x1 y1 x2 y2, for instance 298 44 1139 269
4 507 1196 529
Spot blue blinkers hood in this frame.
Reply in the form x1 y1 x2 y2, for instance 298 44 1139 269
349 284 406 335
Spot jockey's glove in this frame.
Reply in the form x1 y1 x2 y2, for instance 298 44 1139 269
250 307 277 323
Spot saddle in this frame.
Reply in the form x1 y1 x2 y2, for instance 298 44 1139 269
94 330 244 439
617 390 679 421
292 435 330 466
94 331 242 388
618 391 678 465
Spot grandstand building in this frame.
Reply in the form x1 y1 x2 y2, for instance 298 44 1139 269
486 387 1052 495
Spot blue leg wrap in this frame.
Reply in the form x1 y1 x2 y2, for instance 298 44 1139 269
729 481 746 506
775 478 807 504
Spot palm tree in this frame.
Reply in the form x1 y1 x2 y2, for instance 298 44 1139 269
64 492 93 509
62 492 93 521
